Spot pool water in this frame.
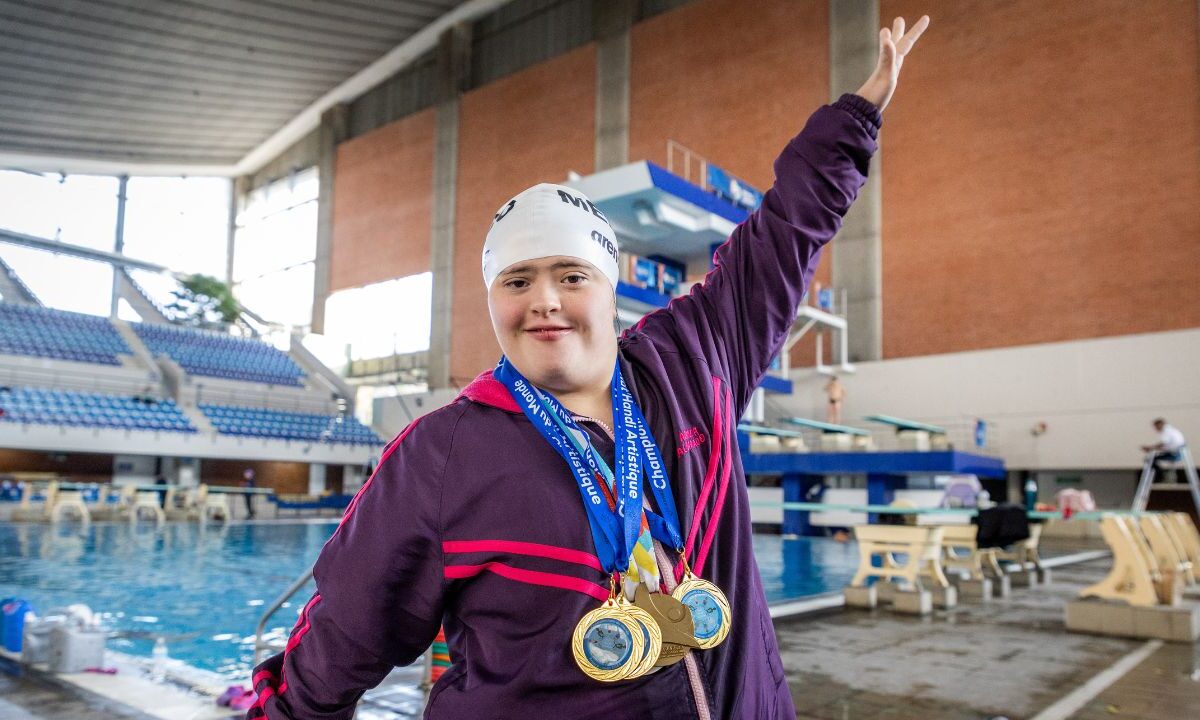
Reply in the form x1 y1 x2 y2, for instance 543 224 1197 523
1 522 857 681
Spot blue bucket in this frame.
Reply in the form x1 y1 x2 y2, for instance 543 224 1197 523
1 598 33 653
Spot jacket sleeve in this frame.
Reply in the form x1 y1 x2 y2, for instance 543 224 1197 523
630 94 880 414
247 416 453 718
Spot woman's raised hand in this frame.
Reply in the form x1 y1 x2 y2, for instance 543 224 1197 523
854 15 930 113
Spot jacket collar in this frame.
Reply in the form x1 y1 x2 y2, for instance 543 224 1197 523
458 370 521 413
456 351 638 415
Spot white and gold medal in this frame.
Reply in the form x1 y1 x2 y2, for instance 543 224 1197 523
671 555 732 650
572 579 650 682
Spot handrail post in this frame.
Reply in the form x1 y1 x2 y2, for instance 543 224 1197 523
253 565 315 665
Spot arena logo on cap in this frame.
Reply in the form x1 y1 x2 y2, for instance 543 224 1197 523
494 199 516 223
556 190 609 223
590 230 618 263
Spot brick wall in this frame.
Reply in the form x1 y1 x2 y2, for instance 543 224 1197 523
630 0 833 367
327 0 1200 375
450 45 597 383
331 109 435 293
879 0 1200 357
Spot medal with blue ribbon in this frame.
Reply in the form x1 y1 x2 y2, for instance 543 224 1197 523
495 356 730 678
612 368 730 651
496 358 659 681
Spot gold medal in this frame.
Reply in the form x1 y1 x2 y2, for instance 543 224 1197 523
572 580 646 682
632 584 698 667
670 556 732 650
616 595 662 679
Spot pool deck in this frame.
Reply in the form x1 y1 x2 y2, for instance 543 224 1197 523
3 544 1199 719
779 554 1200 719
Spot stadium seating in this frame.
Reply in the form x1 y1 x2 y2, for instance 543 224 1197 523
132 323 305 386
0 386 196 432
0 303 131 365
199 403 382 445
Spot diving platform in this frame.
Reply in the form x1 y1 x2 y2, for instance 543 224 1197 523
738 422 1006 534
567 160 747 262
863 414 951 451
865 414 947 435
782 417 871 436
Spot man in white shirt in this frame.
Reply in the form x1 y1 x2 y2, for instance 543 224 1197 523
1141 418 1187 483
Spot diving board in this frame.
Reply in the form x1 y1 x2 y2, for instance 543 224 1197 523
738 424 804 438
864 414 947 435
783 417 870 436
738 423 807 454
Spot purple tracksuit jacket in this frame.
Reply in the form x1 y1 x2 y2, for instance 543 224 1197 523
249 94 879 719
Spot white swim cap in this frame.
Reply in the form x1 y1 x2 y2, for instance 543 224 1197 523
482 183 619 290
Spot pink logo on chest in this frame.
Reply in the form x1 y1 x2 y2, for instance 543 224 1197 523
676 426 707 457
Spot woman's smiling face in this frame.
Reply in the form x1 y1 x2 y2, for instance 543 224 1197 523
487 255 618 395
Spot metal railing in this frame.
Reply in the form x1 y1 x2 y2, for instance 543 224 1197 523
253 565 314 665
666 140 709 189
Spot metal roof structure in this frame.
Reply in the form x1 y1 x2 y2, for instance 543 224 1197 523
0 0 501 175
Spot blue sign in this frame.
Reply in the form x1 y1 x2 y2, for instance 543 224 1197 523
706 164 763 211
974 419 987 448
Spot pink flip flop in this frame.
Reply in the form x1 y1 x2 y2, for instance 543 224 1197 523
216 685 246 707
229 690 258 711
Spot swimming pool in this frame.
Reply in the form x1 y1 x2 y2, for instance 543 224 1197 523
0 522 858 681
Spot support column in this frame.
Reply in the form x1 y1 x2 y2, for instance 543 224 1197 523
428 23 472 390
311 104 350 334
593 0 635 171
830 0 882 362
866 472 903 523
781 473 824 537
226 177 245 287
110 175 128 318
308 464 327 496
176 457 199 488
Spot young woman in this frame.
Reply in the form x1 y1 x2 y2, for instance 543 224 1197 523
250 15 929 720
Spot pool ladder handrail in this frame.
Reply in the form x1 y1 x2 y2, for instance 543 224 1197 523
253 564 314 666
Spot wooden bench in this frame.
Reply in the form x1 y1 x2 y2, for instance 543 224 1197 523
850 524 948 591
1167 513 1200 573
49 489 91 525
940 524 1002 580
1140 514 1193 587
1081 515 1181 607
195 484 231 522
130 491 166 525
993 523 1045 576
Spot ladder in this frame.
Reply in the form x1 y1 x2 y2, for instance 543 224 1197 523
1133 445 1200 514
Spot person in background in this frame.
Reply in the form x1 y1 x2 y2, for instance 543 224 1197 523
242 468 256 518
824 374 846 424
1141 418 1187 483
154 473 168 508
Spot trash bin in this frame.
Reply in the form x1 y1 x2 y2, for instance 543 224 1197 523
1 598 33 653
48 624 106 673
21 617 59 664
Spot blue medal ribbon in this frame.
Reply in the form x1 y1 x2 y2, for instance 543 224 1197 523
617 370 684 551
494 357 685 572
495 358 628 573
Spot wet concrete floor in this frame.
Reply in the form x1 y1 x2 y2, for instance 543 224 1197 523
779 558 1200 720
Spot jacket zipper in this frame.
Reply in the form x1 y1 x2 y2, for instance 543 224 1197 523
576 416 712 720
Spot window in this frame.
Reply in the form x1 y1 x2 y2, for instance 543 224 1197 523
232 169 319 328
324 273 433 361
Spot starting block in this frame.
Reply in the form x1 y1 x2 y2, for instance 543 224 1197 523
1068 513 1200 643
846 525 951 614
